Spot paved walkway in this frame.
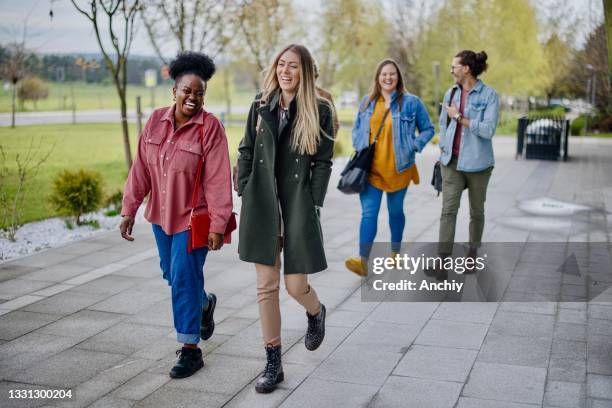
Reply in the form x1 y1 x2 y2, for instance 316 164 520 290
1 137 611 407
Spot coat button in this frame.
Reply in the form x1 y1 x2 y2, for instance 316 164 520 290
260 159 264 163
294 174 298 178
295 158 299 162
260 143 263 147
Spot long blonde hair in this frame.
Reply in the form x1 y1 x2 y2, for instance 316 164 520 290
260 44 322 155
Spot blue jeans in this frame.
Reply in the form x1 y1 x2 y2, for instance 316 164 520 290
359 183 408 257
152 224 209 344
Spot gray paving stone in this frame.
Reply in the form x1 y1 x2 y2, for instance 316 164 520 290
134 386 229 408
368 302 438 325
4 348 125 388
283 325 352 365
456 397 539 408
342 319 422 353
37 310 125 341
88 396 135 408
68 250 134 268
0 333 80 378
130 335 182 362
70 275 143 296
55 241 112 256
499 302 557 315
432 302 499 324
558 308 587 324
10 251 78 269
310 343 401 386
55 378 121 408
372 375 462 408
393 344 477 382
490 311 555 339
23 290 108 315
325 309 367 328
19 263 93 283
94 358 156 384
111 372 169 400
336 293 379 313
279 377 378 408
214 322 302 359
587 399 612 408
164 354 262 396
414 319 489 350
463 362 546 405
589 318 612 336
127 300 173 328
548 357 587 383
87 288 168 315
0 264 40 282
588 374 612 400
588 334 612 375
477 332 551 367
0 310 62 340
214 317 257 336
0 278 55 300
224 379 292 408
555 322 587 341
76 322 172 355
589 304 612 320
552 338 587 360
545 380 586 408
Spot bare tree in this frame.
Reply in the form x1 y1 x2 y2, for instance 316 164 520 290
69 0 140 169
604 0 611 84
140 0 239 64
235 0 298 89
0 43 28 128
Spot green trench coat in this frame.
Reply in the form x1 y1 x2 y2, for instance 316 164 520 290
236 92 334 274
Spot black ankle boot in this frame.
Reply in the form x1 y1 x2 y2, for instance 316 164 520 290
169 347 203 379
255 345 284 393
200 293 217 340
305 303 326 351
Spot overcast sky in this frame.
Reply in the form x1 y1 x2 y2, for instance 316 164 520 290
0 0 603 58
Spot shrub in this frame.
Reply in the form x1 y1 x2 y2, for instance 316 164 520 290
17 76 49 109
50 169 103 225
104 189 124 216
571 115 586 136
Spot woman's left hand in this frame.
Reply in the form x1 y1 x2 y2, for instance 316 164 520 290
208 232 223 250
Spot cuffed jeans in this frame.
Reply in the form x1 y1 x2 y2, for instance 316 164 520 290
152 224 209 345
439 156 493 255
255 239 321 346
359 182 408 258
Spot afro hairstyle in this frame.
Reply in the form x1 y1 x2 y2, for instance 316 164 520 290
169 51 216 83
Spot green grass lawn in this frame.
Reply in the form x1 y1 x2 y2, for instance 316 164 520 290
0 123 246 228
0 81 256 113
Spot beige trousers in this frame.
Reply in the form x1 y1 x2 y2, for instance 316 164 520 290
255 249 321 346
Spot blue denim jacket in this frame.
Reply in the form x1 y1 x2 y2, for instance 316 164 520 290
439 80 499 172
352 91 435 173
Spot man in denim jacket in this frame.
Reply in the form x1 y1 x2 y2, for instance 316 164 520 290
438 50 499 259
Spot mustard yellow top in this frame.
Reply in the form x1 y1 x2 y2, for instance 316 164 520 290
368 97 419 192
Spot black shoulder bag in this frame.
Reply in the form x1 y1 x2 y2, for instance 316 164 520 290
431 87 459 196
337 108 390 194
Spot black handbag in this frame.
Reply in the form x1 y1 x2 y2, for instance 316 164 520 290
337 108 390 194
431 87 460 197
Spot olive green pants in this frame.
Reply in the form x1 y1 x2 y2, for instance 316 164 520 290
439 157 492 255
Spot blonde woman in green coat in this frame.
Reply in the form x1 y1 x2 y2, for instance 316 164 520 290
236 44 334 393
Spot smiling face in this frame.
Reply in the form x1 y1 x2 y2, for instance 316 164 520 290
378 63 399 94
276 50 301 94
173 73 206 119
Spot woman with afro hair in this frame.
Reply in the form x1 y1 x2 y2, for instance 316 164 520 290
120 51 233 379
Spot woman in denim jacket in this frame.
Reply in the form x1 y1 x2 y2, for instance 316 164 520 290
345 59 434 276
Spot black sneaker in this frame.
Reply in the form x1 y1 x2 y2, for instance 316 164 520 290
169 347 203 379
305 303 326 351
200 293 216 341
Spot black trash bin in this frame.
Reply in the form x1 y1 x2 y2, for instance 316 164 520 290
516 116 569 161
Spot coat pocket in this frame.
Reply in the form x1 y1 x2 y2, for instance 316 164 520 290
144 135 164 165
171 140 203 173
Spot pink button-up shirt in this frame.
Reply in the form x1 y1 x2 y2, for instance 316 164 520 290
122 105 233 235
